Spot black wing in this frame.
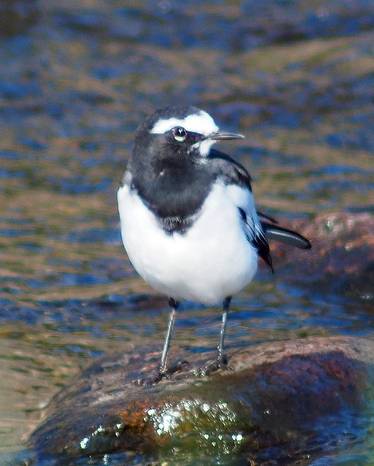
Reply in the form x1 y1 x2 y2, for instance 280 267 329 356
209 149 253 191
238 208 274 273
209 149 274 271
208 150 310 263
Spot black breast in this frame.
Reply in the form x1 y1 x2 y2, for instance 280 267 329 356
132 159 214 235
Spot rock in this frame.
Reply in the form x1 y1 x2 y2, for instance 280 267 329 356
269 212 374 299
29 336 374 465
27 212 374 464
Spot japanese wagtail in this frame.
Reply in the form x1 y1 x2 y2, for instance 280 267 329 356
118 106 311 380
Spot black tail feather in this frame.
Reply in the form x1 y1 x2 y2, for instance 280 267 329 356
257 210 278 224
262 222 311 250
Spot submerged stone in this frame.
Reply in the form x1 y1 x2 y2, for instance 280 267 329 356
270 212 374 299
29 336 374 465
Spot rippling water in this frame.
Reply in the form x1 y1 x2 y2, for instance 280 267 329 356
0 0 373 464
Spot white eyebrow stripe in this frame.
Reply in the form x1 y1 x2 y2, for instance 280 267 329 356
151 111 219 136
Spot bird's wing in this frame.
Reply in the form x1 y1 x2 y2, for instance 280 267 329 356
239 207 274 272
208 149 253 191
208 149 311 267
209 149 273 271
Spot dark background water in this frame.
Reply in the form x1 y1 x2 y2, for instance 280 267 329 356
0 0 373 464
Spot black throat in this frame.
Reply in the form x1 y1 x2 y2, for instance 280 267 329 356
130 142 215 234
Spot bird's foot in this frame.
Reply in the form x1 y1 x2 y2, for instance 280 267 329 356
133 369 164 387
133 359 190 387
199 354 228 377
168 359 190 374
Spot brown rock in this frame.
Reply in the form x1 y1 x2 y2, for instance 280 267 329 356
29 336 374 465
269 212 374 299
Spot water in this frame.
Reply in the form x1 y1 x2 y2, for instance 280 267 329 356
0 0 373 463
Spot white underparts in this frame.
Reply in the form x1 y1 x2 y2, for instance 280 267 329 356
117 180 258 305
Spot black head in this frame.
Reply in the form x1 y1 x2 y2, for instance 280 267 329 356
131 106 244 171
127 107 245 232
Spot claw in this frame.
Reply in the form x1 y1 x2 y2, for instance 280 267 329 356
168 359 190 373
133 370 164 387
198 355 228 377
133 359 191 386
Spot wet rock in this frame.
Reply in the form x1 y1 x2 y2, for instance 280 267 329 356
269 212 374 299
29 336 374 465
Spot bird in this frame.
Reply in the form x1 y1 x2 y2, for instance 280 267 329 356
117 105 311 381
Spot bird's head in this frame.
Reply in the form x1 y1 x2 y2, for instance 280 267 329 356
132 106 244 167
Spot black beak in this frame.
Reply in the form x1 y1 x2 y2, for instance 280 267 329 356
207 131 245 141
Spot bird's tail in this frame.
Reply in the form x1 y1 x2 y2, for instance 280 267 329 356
261 222 311 250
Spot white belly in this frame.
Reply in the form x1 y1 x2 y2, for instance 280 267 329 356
117 181 258 305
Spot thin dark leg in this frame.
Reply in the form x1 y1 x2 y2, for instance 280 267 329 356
199 296 232 376
217 296 231 365
159 297 179 375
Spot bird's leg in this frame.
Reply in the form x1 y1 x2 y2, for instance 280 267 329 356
159 297 179 376
217 296 231 367
199 296 231 376
135 298 179 386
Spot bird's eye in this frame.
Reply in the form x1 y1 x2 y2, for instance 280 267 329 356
172 127 187 142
